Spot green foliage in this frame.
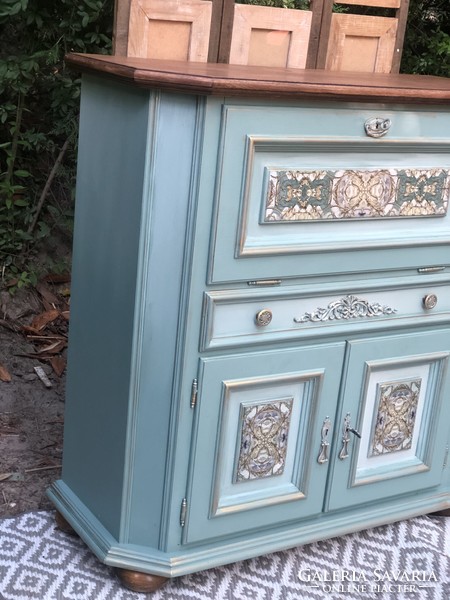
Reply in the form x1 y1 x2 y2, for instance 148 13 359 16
0 0 448 290
0 0 112 285
401 0 450 76
236 0 310 9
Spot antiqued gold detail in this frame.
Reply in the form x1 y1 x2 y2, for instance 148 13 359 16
370 379 421 456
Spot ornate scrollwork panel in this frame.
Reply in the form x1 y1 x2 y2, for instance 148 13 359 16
294 295 397 324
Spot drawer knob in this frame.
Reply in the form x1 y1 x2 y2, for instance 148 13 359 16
423 294 438 310
364 117 391 138
255 309 273 327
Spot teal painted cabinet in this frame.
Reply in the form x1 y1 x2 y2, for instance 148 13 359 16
49 55 450 591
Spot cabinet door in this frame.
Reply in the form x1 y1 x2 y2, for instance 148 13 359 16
184 343 345 544
327 329 450 512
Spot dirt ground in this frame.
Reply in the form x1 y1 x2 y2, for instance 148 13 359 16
0 285 67 518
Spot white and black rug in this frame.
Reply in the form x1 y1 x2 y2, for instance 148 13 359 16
0 511 449 599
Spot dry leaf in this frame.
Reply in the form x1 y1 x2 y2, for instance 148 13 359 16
43 273 71 284
31 309 60 332
36 282 60 309
0 426 19 436
0 473 12 481
21 325 40 335
36 340 66 355
60 311 70 321
50 356 67 377
0 364 12 382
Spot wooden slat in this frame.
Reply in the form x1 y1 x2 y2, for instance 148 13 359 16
315 0 334 68
208 0 235 63
65 54 450 104
209 0 225 62
306 0 325 69
391 0 410 73
113 0 132 55
229 4 312 69
336 0 401 7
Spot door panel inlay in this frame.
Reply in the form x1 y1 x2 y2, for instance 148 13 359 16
208 367 327 517
264 168 450 222
370 379 421 457
235 398 293 482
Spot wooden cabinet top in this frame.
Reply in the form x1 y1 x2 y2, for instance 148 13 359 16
66 53 450 105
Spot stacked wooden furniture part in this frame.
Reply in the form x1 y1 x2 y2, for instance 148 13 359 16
113 0 410 72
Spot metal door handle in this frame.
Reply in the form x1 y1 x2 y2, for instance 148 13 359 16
317 417 332 464
339 413 361 460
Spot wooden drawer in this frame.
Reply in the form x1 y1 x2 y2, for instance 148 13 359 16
201 278 450 350
208 102 450 283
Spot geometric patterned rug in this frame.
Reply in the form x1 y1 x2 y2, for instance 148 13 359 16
1 511 450 599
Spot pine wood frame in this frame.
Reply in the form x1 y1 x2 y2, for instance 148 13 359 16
113 0 410 73
315 0 410 73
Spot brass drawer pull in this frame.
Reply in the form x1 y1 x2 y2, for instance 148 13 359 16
255 309 273 327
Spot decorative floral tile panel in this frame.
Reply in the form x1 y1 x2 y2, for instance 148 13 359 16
370 379 422 457
265 168 450 221
235 399 293 482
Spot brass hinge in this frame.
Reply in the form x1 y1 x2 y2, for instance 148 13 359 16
418 266 446 274
444 446 449 469
247 279 282 287
180 498 187 527
190 379 198 409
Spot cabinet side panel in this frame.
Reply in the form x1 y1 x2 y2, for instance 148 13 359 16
61 77 149 538
125 93 202 546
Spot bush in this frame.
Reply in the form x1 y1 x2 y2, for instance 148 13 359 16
401 0 450 76
0 0 113 285
0 0 448 287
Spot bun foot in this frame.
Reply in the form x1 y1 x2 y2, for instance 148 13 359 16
115 568 169 593
431 508 450 517
55 510 77 535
